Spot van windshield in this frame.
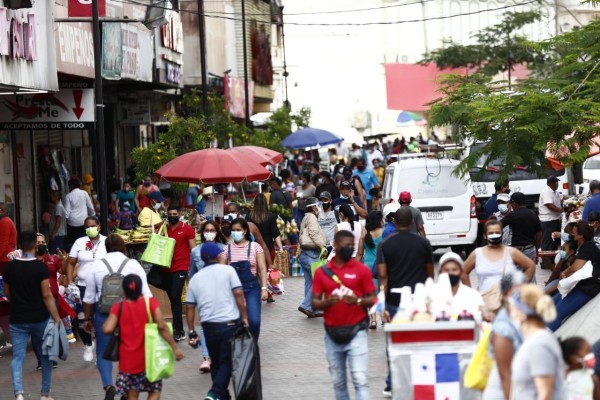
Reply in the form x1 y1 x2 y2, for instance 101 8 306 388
468 142 565 182
399 164 467 199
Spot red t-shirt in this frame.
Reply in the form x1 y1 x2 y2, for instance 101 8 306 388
312 259 375 327
42 254 61 298
166 222 195 273
110 297 159 374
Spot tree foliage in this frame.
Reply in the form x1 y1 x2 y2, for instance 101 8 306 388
425 11 600 180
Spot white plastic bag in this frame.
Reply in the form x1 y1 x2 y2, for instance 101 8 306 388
558 261 593 298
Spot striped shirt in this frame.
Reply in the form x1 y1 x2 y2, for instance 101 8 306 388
220 242 263 275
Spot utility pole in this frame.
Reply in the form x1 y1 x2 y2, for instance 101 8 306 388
197 0 209 116
92 0 109 233
241 0 251 129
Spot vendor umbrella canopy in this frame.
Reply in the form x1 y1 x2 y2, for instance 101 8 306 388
280 127 344 149
227 145 283 166
155 148 272 184
396 111 427 127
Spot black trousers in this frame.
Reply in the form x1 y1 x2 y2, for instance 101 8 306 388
160 270 187 333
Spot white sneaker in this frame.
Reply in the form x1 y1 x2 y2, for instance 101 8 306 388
83 344 94 362
41 396 54 400
15 394 24 400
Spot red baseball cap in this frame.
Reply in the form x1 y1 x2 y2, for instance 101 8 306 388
399 191 412 204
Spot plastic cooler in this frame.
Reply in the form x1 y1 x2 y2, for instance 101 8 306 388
384 320 480 400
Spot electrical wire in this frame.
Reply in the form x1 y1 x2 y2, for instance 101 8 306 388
115 0 540 27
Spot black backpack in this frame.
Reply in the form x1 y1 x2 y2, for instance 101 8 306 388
98 258 129 313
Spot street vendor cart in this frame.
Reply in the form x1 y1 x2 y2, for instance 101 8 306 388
384 321 480 400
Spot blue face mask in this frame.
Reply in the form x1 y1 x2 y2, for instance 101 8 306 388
559 250 568 260
318 178 324 185
231 231 244 242
298 180 304 186
561 232 572 242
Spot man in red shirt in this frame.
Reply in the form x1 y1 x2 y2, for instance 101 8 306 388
161 205 196 342
312 230 376 400
0 202 17 275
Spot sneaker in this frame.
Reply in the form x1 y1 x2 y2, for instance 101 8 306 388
36 363 42 371
199 358 211 373
204 392 217 400
382 386 392 397
67 333 76 343
266 297 275 303
83 344 94 362
298 306 316 318
41 396 55 400
52 361 58 369
15 394 24 400
174 331 187 342
104 385 116 400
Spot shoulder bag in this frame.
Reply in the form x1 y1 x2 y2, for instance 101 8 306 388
102 301 122 361
145 297 175 382
320 266 368 345
480 248 508 313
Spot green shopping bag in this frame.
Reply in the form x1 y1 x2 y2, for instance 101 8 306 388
310 249 327 277
144 298 175 382
141 224 175 268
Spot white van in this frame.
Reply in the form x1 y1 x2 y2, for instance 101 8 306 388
381 156 477 253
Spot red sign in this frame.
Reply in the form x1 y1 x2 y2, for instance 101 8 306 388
68 0 106 18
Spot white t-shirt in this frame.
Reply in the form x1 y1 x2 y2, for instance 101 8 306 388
367 149 384 169
82 252 152 304
69 235 107 286
64 188 95 226
538 186 562 222
451 284 484 322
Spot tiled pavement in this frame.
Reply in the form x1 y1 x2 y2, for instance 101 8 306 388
0 263 551 400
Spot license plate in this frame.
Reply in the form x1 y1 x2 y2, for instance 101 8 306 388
427 211 444 220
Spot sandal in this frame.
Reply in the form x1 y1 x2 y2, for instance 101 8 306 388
369 321 377 330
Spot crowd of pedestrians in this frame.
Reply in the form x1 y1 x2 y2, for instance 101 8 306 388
5 145 600 400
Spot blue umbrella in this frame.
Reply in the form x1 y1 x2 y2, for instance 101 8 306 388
280 127 344 149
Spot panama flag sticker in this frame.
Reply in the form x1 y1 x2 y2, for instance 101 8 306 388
411 353 460 400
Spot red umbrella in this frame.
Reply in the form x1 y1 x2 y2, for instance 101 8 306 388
227 145 283 166
155 148 272 184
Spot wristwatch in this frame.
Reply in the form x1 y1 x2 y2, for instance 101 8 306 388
261 286 268 290
356 298 362 306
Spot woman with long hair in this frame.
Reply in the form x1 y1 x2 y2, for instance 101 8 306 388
330 205 364 262
103 275 183 400
509 284 564 399
363 211 383 328
218 218 268 340
189 220 227 373
247 193 282 258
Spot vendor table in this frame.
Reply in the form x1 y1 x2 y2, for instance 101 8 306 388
384 321 480 400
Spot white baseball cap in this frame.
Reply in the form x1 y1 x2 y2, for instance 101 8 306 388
438 252 464 270
383 202 400 219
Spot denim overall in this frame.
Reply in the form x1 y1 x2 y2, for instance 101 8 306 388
228 243 261 340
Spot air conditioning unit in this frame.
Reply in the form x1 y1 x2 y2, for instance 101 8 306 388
144 0 172 30
5 0 33 9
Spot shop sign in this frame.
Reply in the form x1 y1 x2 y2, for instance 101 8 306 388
68 0 106 18
224 75 254 119
0 85 95 130
102 23 153 82
118 101 150 125
55 22 95 79
0 2 58 91
154 12 183 88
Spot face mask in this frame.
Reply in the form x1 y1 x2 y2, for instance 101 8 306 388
298 180 304 186
124 187 130 192
322 202 331 210
559 250 568 260
168 216 179 225
36 245 47 256
448 274 461 286
343 173 352 180
338 247 354 262
318 178 324 185
225 213 238 220
562 232 573 242
143 181 151 187
487 233 502 245
340 195 348 200
122 206 130 212
203 232 217 241
358 166 366 172
92 194 98 201
153 202 162 210
231 231 244 242
222 226 232 236
85 226 99 238
582 353 597 369
498 204 509 214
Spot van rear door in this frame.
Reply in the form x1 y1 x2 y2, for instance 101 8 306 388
396 164 472 234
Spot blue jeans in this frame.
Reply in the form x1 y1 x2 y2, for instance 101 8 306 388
200 327 210 358
548 288 591 331
94 309 113 388
243 282 262 341
324 329 369 400
10 320 52 395
201 321 241 400
298 249 320 312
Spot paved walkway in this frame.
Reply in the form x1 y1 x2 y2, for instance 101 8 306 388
0 276 388 399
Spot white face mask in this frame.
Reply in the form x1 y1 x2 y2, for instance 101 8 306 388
498 204 509 214
203 232 217 241
153 202 162 210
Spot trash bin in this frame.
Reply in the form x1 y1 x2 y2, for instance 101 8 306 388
384 321 481 400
